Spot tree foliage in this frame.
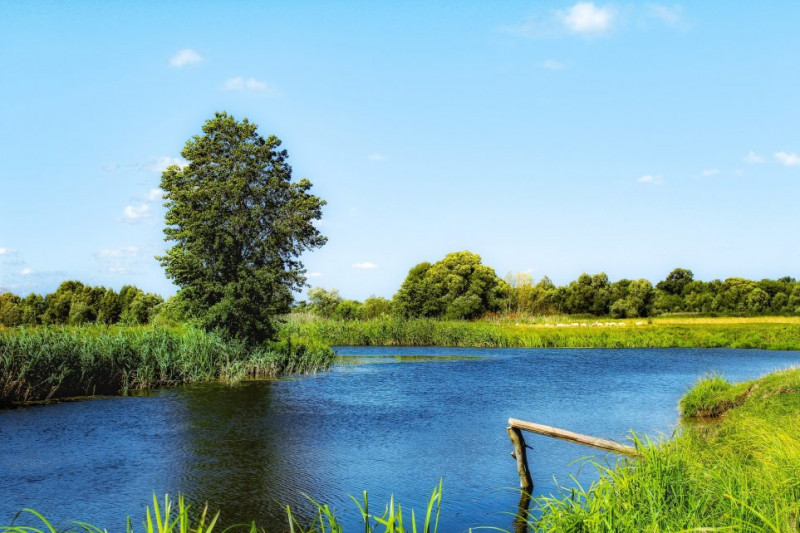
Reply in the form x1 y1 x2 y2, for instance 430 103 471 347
394 251 509 319
159 112 326 343
0 282 162 327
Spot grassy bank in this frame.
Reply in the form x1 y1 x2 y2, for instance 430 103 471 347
283 315 800 350
526 367 800 531
0 326 335 406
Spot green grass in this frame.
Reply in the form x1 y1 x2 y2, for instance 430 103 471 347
522 367 800 531
0 326 335 406
1 484 444 533
282 315 800 350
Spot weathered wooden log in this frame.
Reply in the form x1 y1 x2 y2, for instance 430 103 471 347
508 418 641 457
507 426 533 490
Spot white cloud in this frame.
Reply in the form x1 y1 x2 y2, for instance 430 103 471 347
0 247 13 255
541 59 568 70
352 262 378 270
560 2 615 35
147 188 164 201
123 204 152 223
637 174 664 185
19 267 35 276
98 246 140 259
223 77 279 95
97 246 141 274
700 169 719 177
307 272 322 278
743 150 764 164
168 48 204 67
775 151 800 167
648 4 683 26
367 153 385 161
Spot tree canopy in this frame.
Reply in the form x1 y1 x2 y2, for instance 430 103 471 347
393 251 509 319
159 112 326 343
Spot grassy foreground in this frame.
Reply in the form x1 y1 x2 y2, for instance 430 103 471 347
0 326 335 406
4 369 799 531
283 315 800 350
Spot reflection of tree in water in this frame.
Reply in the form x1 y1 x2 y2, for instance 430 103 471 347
175 381 319 530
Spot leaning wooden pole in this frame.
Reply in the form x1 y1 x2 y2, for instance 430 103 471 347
509 418 641 457
506 426 533 490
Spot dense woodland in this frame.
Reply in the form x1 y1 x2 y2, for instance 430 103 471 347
295 251 800 320
3 251 799 328
0 281 163 327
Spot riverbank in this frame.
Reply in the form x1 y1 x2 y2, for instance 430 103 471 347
283 315 800 350
528 366 800 531
0 326 335 406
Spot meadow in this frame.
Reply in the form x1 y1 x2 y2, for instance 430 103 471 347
283 314 800 351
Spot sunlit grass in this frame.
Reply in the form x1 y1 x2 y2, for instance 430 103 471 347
283 315 800 350
522 368 800 532
0 326 336 406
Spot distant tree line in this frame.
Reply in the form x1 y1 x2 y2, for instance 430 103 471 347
0 281 164 327
296 252 800 320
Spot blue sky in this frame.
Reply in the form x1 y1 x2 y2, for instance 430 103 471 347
1 1 798 300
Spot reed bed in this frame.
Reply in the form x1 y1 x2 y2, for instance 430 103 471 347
0 326 335 406
283 316 800 350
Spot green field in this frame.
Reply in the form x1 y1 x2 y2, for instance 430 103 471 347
283 315 800 350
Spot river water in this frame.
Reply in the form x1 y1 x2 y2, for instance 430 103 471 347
1 347 798 532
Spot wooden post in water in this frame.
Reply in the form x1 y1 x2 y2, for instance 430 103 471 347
506 426 533 490
506 417 641 492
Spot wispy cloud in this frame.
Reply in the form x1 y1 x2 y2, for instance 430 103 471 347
19 267 36 276
367 153 385 161
98 246 140 259
637 174 664 185
743 150 764 164
0 247 14 256
541 59 568 70
123 204 152 223
504 2 687 38
775 151 800 167
560 2 616 35
223 77 279 96
352 262 378 270
97 246 142 275
147 188 164 201
700 168 719 177
147 156 187 173
647 4 683 27
307 272 322 278
169 48 204 68
103 156 185 174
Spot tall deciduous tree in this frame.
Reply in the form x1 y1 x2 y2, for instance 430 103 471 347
159 112 326 343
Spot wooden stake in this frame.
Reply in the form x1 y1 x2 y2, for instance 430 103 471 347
507 426 533 490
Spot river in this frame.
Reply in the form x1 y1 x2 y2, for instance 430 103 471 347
1 347 798 532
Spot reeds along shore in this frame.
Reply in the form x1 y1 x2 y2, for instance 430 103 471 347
283 315 800 350
0 326 335 406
